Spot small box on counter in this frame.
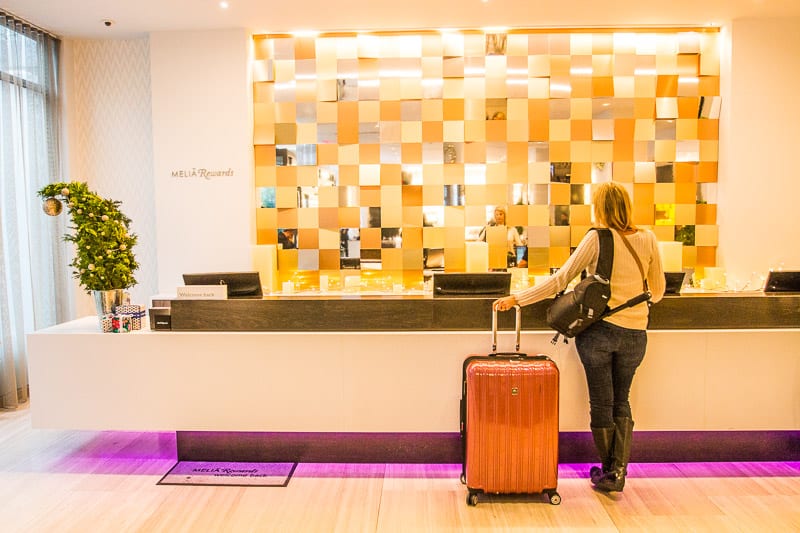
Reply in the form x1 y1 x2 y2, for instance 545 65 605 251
100 313 114 333
116 304 146 330
112 314 132 333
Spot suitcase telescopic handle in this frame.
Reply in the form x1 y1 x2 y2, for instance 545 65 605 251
491 304 522 354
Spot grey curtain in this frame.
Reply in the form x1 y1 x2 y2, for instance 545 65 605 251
0 11 69 409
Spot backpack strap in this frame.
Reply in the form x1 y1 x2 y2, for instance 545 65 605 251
593 228 614 282
599 229 653 320
616 230 649 293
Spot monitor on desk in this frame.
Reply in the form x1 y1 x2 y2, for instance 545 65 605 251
763 271 800 293
432 272 511 297
664 272 687 295
182 271 263 299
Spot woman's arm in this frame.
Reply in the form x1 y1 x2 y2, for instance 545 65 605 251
507 227 524 247
493 229 599 311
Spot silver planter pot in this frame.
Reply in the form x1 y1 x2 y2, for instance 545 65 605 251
92 289 125 327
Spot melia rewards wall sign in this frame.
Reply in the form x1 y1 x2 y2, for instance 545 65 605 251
171 167 234 179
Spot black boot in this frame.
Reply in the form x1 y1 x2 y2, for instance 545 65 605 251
596 417 633 492
589 426 615 485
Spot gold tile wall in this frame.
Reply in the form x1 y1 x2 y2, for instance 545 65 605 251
252 29 720 287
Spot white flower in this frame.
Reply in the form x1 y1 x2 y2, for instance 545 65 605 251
101 215 109 221
88 264 95 270
60 187 70 196
120 244 127 250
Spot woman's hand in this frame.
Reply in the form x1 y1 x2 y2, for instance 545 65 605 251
493 295 517 312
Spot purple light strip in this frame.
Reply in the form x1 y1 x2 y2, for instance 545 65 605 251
31 430 799 479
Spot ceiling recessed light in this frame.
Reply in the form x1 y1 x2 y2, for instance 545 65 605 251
219 1 230 9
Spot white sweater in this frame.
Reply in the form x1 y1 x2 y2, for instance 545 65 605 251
515 228 666 331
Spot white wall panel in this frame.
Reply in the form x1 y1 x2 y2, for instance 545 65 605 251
64 38 157 313
149 29 254 294
719 18 800 281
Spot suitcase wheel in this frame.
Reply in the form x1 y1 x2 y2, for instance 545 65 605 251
459 472 466 485
467 491 479 506
546 490 561 505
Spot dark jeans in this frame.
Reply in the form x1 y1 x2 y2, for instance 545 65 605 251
574 320 647 428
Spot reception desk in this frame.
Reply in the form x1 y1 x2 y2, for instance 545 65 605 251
166 290 800 331
26 292 800 463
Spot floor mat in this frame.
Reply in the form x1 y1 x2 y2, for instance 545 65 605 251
157 461 297 487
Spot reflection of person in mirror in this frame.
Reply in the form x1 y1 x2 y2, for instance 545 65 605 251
493 182 666 495
278 228 297 249
555 208 570 226
478 206 524 265
339 229 349 256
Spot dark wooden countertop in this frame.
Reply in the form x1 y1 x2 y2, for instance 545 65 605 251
167 292 800 332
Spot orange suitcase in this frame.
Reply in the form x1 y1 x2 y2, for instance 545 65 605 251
460 306 561 506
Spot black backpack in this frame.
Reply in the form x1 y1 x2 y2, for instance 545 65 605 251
546 228 651 344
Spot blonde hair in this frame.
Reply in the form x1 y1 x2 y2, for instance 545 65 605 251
491 206 507 224
592 182 635 231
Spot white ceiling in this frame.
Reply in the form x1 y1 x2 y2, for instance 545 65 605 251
2 0 799 39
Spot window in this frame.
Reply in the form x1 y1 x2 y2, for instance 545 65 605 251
0 11 64 408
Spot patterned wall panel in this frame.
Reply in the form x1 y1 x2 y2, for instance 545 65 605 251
70 38 157 306
252 29 720 289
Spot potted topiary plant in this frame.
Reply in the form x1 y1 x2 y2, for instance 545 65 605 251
38 181 139 321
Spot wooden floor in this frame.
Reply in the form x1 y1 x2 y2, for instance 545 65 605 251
1 404 798 532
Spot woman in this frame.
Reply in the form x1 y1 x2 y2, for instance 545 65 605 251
493 182 666 492
478 206 525 266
